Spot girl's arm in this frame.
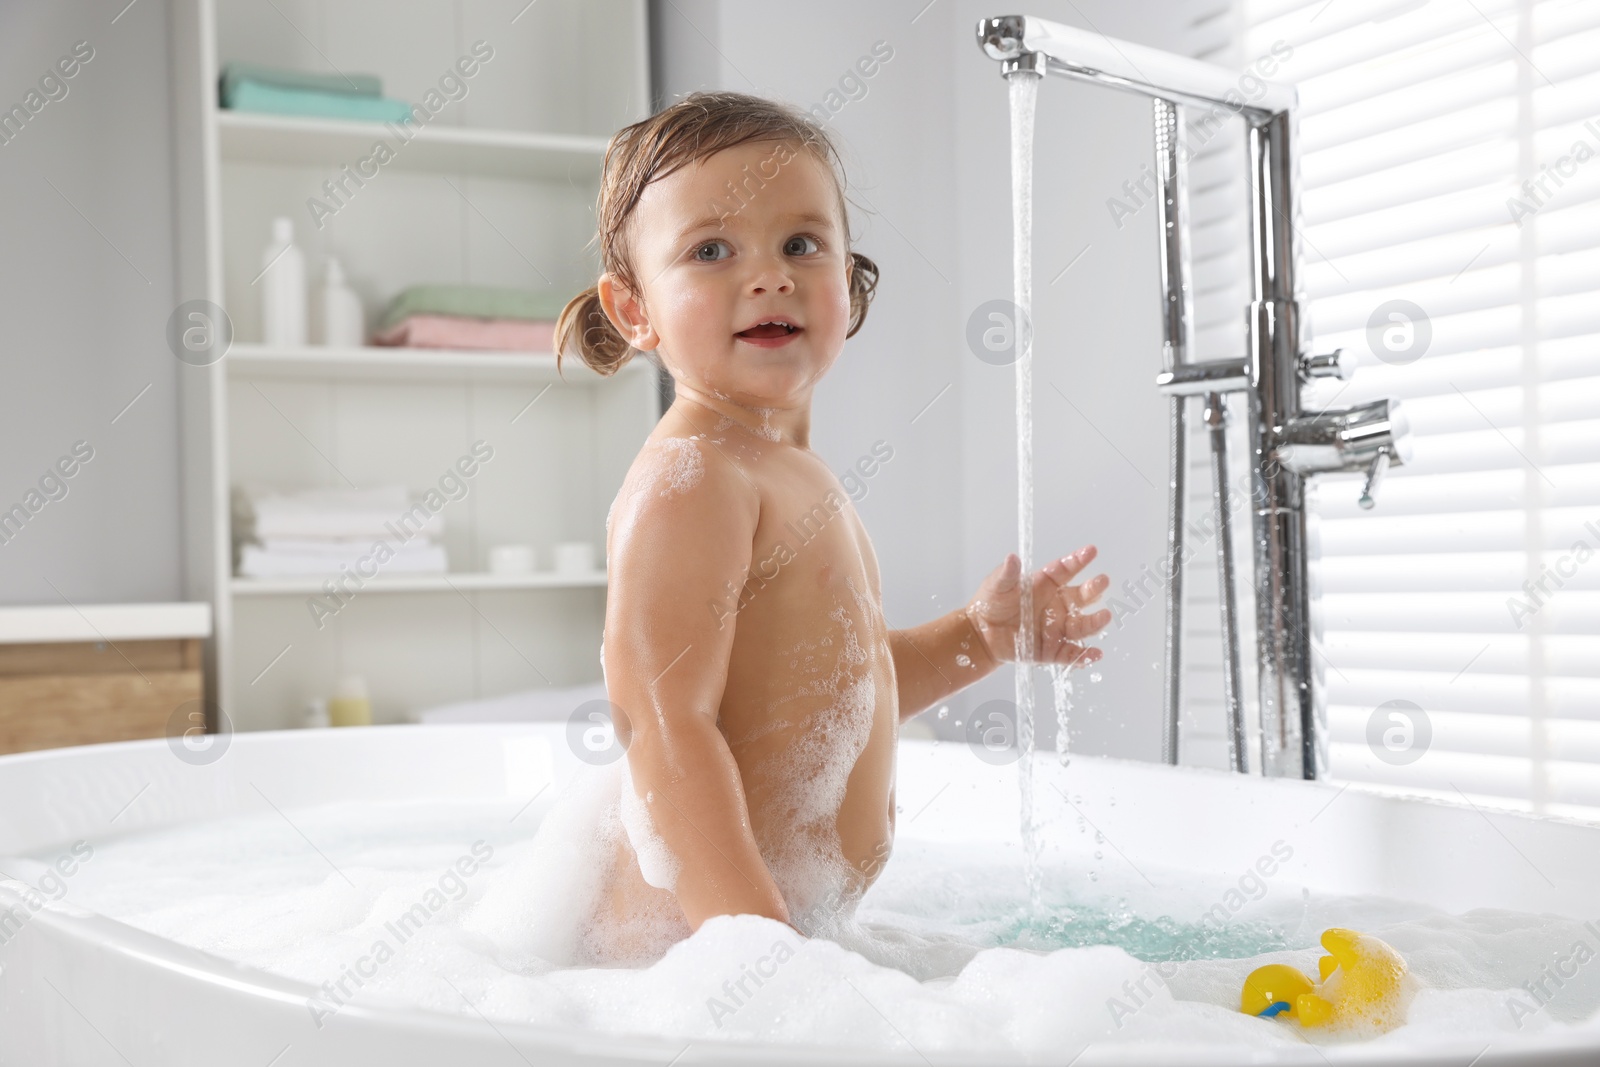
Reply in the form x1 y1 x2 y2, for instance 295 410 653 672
891 547 1112 725
604 437 791 931
889 610 1001 723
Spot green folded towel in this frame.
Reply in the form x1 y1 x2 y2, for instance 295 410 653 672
223 80 416 124
377 285 576 332
220 61 384 102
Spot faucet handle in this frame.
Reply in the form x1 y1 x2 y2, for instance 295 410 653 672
1277 397 1412 504
1300 347 1352 382
1357 451 1390 510
1357 407 1412 509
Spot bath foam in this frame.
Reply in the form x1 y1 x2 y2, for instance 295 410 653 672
576 849 692 968
604 437 707 551
751 406 781 442
618 755 681 892
629 436 704 500
38 807 1600 1054
755 609 873 815
463 759 691 969
842 574 883 633
658 437 704 494
751 606 877 934
459 760 624 970
765 673 874 831
753 674 874 937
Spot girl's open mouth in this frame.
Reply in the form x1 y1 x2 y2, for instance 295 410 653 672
735 321 803 347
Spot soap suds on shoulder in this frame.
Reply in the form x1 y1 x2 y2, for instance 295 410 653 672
629 436 705 500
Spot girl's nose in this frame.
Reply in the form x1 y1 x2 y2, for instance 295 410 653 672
748 256 795 294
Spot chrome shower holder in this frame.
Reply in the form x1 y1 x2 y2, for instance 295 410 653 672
978 14 1412 780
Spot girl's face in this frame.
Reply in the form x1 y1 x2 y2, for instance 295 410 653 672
597 140 854 410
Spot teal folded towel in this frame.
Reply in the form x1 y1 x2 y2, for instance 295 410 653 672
377 285 576 333
224 80 415 124
220 61 383 102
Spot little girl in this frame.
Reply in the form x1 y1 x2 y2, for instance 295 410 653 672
547 90 1111 965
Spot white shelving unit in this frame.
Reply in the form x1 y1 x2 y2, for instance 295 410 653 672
231 570 609 597
170 0 657 731
227 343 633 383
215 110 612 181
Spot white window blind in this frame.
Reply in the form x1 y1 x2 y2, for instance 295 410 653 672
1237 0 1600 819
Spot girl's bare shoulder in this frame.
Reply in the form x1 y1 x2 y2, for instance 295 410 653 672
607 432 761 544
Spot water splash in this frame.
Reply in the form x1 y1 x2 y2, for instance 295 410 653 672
1009 70 1043 917
1048 662 1073 766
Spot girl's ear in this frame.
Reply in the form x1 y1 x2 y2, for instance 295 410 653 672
597 273 661 351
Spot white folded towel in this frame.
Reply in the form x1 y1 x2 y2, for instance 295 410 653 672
249 484 409 509
257 538 443 557
234 483 444 541
237 541 449 578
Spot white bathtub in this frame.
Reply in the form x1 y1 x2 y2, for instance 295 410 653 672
1 723 1597 1066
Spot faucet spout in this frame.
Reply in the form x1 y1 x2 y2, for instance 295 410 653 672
975 14 1296 113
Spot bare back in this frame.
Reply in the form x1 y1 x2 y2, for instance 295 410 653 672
595 404 899 954
708 420 899 916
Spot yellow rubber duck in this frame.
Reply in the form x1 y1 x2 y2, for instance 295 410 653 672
1241 928 1410 1033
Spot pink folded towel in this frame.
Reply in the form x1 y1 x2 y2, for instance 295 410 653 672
372 313 557 352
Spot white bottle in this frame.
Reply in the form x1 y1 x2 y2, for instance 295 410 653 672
319 255 364 348
260 216 307 346
302 697 330 729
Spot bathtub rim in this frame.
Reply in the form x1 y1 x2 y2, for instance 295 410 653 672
1 723 1596 831
2 724 1600 1066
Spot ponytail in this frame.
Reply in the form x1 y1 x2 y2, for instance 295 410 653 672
845 251 881 339
554 286 635 377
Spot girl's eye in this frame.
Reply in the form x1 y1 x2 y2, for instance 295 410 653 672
785 234 821 256
693 240 731 262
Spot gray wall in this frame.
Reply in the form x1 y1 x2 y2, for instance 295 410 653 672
0 0 183 604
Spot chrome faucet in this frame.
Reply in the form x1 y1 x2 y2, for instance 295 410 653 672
978 15 1411 779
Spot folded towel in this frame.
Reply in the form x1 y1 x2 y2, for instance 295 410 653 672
250 510 443 541
258 537 444 557
238 542 449 579
223 80 415 124
376 285 573 333
372 314 558 352
235 484 443 542
220 61 384 102
243 484 410 510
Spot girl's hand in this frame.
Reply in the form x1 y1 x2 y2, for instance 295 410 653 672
963 546 1111 668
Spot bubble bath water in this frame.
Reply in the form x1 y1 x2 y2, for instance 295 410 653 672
30 788 1600 1060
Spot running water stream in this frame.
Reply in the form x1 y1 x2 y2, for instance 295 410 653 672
1008 69 1045 917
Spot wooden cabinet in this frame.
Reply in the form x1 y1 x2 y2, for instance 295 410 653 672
0 605 211 755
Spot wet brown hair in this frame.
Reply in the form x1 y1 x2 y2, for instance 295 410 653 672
553 90 880 376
